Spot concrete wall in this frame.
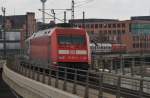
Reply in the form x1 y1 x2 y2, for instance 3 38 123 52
2 65 82 98
0 60 6 69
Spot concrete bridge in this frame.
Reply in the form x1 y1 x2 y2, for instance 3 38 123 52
2 59 150 98
2 64 82 98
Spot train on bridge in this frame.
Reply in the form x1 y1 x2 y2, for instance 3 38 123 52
25 26 91 70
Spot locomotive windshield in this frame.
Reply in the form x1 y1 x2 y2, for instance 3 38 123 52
58 35 85 45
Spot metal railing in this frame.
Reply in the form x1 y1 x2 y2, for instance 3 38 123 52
92 57 150 77
6 58 150 98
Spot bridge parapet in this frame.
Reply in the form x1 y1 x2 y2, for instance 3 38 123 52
3 58 150 98
2 64 81 98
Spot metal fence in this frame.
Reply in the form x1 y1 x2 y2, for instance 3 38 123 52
6 58 150 98
91 57 150 77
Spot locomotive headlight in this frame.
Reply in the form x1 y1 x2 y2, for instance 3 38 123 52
76 50 87 55
59 56 65 59
52 62 57 64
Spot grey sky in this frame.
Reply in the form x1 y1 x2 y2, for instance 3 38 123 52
1 0 150 22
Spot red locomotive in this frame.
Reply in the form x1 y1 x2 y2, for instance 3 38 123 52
26 27 91 70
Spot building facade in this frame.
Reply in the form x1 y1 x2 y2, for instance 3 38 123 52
70 18 150 52
0 12 36 55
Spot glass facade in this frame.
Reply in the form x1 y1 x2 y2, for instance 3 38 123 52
0 32 21 50
131 23 150 34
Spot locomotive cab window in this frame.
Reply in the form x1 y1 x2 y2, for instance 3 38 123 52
58 35 85 45
58 36 71 44
72 36 84 44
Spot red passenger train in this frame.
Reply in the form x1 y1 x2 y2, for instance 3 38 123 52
26 27 91 70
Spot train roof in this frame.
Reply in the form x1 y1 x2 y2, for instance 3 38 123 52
28 27 85 40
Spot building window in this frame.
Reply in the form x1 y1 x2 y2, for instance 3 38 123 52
136 43 139 48
133 43 140 48
117 24 120 28
103 24 107 28
122 23 126 27
133 36 140 41
113 24 116 28
86 24 89 28
91 24 94 28
74 24 78 27
133 36 136 41
133 43 136 48
78 25 81 28
82 24 85 28
99 24 102 28
108 24 111 28
95 24 98 28
117 30 121 35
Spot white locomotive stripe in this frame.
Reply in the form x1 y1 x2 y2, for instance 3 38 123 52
58 50 69 54
76 50 87 55
58 50 87 55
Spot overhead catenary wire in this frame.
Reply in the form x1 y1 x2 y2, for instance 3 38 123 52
71 0 95 19
74 0 94 8
38 9 64 22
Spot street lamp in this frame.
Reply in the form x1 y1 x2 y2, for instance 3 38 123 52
40 0 47 23
1 7 6 58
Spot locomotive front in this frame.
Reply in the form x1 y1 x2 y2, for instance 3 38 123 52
55 28 91 70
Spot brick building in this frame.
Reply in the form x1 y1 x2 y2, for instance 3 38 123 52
0 12 36 56
0 12 36 49
70 18 150 52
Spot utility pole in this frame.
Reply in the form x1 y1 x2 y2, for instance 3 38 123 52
71 0 75 20
51 9 56 23
64 11 66 23
71 0 75 26
82 11 85 28
1 7 6 58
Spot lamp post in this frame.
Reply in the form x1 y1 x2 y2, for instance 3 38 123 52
40 0 47 23
1 7 6 59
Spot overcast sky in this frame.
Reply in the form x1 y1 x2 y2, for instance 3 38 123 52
0 0 150 23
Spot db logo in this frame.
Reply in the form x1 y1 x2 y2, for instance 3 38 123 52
70 50 76 54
